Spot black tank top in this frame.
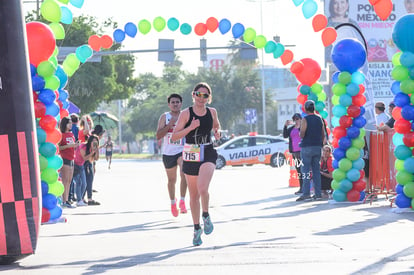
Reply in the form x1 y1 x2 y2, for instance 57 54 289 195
184 107 213 144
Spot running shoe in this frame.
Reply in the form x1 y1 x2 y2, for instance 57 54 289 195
62 201 76 208
179 200 187 214
203 215 214 235
193 229 202 246
77 200 88 207
296 195 311 202
171 202 179 217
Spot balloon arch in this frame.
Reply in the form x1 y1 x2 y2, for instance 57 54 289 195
4 0 414 264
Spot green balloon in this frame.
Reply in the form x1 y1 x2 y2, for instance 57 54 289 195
331 95 340 105
332 83 347 96
167 17 179 31
391 65 409 81
48 181 64 197
180 23 192 35
40 0 62 23
395 159 405 171
400 79 414 95
403 183 414 198
264 41 277 53
47 155 63 170
351 137 365 149
311 83 323 94
44 75 60 91
39 155 48 171
49 22 65 40
359 128 366 138
392 51 402 66
243 28 256 43
138 19 151 34
331 180 340 190
346 147 360 161
49 56 58 67
333 169 346 181
41 168 58 185
37 60 57 78
57 0 70 3
153 16 166 32
338 72 352 85
396 170 414 185
253 35 267 49
317 92 327 102
339 158 352 172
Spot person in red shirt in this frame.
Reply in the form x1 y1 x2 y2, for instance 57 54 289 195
320 145 334 199
58 117 79 208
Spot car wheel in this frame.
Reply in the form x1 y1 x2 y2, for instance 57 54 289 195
216 155 226 169
270 153 286 168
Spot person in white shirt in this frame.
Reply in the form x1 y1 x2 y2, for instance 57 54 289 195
375 101 390 127
156 94 187 217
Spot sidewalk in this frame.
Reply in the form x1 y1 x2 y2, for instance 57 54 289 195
1 160 414 274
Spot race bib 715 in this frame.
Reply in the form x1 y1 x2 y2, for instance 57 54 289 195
182 144 204 162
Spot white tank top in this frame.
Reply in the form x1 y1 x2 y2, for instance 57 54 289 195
162 112 184 155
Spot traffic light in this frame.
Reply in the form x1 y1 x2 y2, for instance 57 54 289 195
240 42 258 60
200 38 207 61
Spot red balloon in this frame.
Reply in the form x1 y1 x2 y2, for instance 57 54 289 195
359 169 365 180
46 128 62 144
194 23 208 36
347 189 360 202
88 34 101 51
333 126 347 139
33 91 38 101
292 58 321 86
352 94 366 106
392 106 402 120
331 138 339 148
358 84 365 94
41 207 51 223
321 27 337 47
206 17 219 32
373 0 393 21
352 179 366 192
280 49 294 66
347 105 361 118
312 14 327 32
34 102 46 118
394 118 412 134
403 132 414 147
39 115 57 131
26 22 56 66
290 61 304 75
60 109 69 119
297 93 307 105
339 115 353 128
101 35 113 49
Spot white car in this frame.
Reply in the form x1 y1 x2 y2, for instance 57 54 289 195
215 134 289 169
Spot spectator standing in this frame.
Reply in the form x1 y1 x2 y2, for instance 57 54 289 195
156 94 188 217
375 101 390 127
296 100 326 202
377 101 395 132
283 113 303 195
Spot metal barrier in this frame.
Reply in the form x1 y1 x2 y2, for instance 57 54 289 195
365 130 397 204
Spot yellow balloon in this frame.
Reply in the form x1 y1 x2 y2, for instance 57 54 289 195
253 35 267 49
243 28 256 43
40 0 62 23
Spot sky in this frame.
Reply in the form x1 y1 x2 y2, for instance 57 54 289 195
24 0 326 76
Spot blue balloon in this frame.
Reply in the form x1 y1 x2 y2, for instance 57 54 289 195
58 89 68 101
61 99 69 109
339 94 352 107
391 81 402 95
346 82 360 96
41 181 49 196
395 193 412 208
339 179 353 192
231 23 245 39
401 105 414 121
42 193 57 210
219 18 231 34
359 191 366 201
400 51 414 67
332 159 339 169
39 142 57 158
45 102 60 117
346 168 360 182
332 71 340 83
392 14 414 53
32 75 45 91
359 106 366 116
394 144 412 160
55 65 68 89
333 190 347 202
60 6 73 24
302 0 318 19
404 157 414 173
347 126 360 139
124 22 137 38
49 206 63 220
351 71 365 84
113 29 125 43
332 39 366 73
393 133 404 146
339 136 352 150
394 92 410 107
38 89 56 105
396 184 404 194
331 116 340 127
352 158 365 170
333 105 347 117
352 116 366 128
30 64 37 76
333 148 346 160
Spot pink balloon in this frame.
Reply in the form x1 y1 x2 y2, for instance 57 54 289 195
26 22 56 66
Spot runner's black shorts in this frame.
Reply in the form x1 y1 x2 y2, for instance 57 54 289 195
162 152 182 169
183 144 217 176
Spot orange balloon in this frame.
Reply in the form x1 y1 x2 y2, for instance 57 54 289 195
373 0 393 21
321 27 337 47
392 106 402 120
296 93 307 105
281 50 294 65
101 35 113 49
88 35 101 51
194 23 208 36
206 17 219 32
312 14 327 32
46 128 62 144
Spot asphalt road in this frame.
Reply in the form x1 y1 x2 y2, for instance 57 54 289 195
1 159 414 275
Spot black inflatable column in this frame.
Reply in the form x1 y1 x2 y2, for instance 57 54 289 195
0 1 41 265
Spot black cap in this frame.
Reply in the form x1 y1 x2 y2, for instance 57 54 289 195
389 101 395 107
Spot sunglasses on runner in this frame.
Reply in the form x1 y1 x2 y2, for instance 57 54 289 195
193 91 210 99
